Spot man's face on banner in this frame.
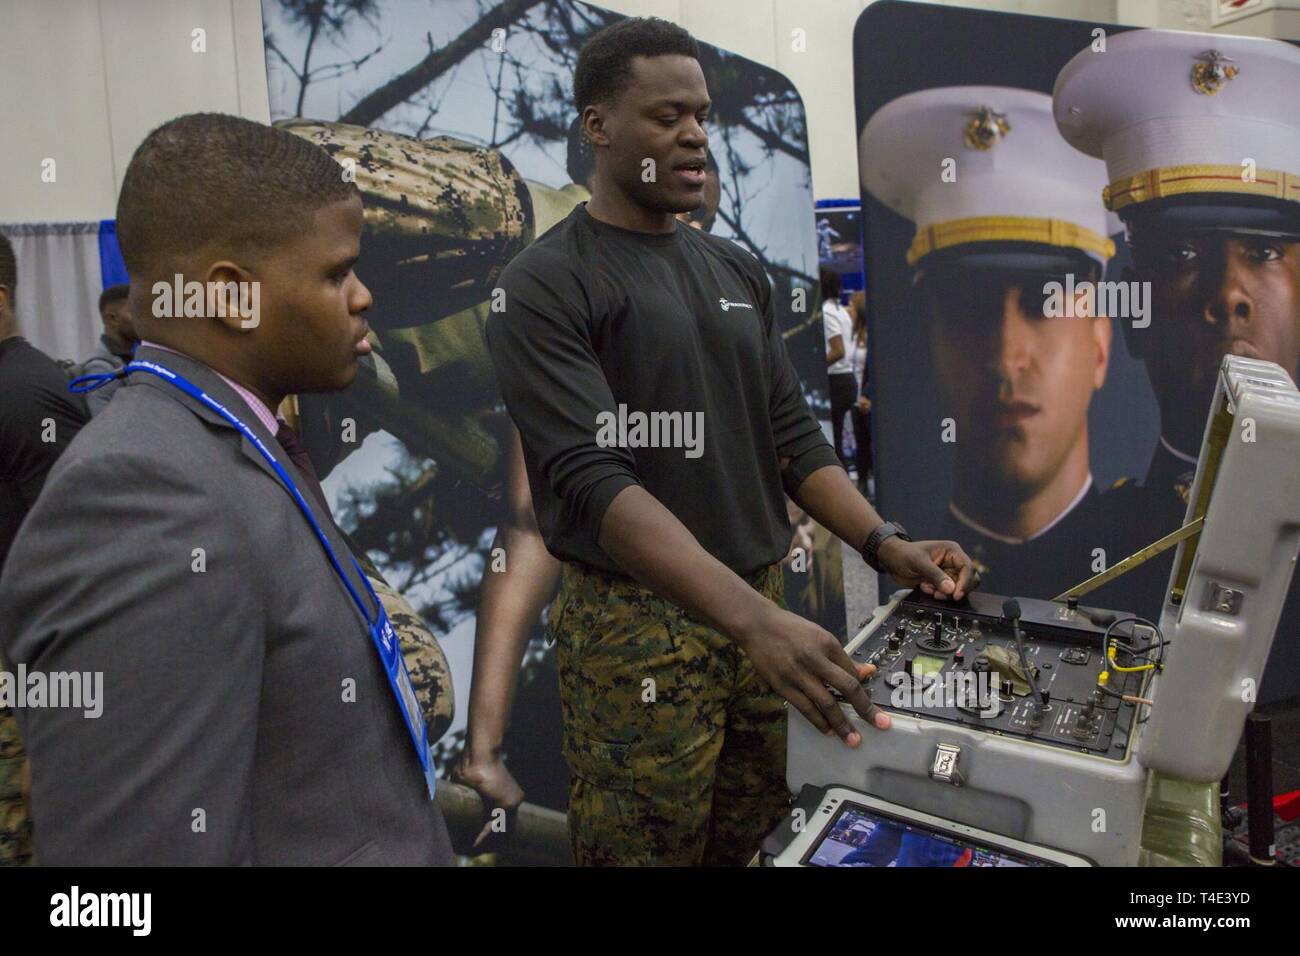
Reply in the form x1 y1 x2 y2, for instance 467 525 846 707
928 273 1111 498
1134 233 1300 443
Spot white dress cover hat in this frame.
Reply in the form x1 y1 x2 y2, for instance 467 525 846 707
860 85 1117 270
1054 29 1300 236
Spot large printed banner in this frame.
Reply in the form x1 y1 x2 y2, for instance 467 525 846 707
261 0 837 805
854 1 1299 701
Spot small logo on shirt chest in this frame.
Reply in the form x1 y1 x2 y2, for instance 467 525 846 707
718 297 753 313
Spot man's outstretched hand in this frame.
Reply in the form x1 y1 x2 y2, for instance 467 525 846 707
731 602 892 743
877 537 979 601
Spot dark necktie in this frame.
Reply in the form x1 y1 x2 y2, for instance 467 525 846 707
275 420 332 518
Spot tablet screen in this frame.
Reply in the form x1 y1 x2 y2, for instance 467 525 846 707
804 802 1058 867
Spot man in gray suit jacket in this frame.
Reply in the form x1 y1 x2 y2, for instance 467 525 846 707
0 113 453 865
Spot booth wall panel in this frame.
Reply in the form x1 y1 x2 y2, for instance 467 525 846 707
0 0 268 224
0 0 117 223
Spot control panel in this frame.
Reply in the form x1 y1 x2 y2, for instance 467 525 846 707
850 590 1156 759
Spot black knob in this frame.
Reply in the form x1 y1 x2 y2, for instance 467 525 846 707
1039 689 1050 706
888 634 901 651
1000 678 1013 697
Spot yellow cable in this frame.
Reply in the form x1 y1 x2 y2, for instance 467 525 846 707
1107 644 1154 673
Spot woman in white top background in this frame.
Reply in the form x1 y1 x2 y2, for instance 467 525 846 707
821 267 858 477
848 289 873 496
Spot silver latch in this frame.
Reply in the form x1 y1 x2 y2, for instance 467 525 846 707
930 743 964 786
1202 582 1244 616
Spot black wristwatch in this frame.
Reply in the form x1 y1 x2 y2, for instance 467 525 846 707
861 521 911 571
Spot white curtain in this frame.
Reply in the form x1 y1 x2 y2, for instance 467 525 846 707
1 221 104 365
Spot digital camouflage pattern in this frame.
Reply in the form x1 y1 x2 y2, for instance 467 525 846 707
279 119 532 332
279 119 536 490
0 705 33 866
344 533 453 744
550 562 791 866
367 573 455 745
280 120 592 494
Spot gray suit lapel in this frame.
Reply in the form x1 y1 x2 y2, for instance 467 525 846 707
126 347 291 496
123 347 377 618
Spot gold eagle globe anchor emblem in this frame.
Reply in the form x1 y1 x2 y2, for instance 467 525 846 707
1192 50 1239 95
964 108 1011 151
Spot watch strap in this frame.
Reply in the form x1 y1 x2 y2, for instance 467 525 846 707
861 521 910 571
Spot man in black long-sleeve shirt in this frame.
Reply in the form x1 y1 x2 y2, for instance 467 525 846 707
0 234 89 865
492 201 838 578
485 17 976 865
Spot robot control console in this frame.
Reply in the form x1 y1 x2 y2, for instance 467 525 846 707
775 356 1300 867
849 590 1157 761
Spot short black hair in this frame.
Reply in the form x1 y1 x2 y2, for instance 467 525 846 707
98 283 129 313
574 17 700 112
0 233 15 293
820 266 842 303
116 113 358 280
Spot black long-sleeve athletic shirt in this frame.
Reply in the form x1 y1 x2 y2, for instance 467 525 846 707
485 203 839 579
0 336 89 570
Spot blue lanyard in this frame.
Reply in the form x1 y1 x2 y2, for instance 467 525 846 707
71 361 437 797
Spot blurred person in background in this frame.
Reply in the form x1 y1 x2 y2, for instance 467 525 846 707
79 284 138 416
0 232 90 866
821 267 857 471
848 289 873 495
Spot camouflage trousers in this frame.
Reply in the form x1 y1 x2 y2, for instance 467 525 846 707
0 706 33 866
550 562 790 866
